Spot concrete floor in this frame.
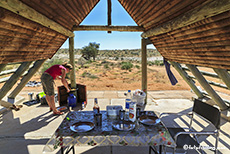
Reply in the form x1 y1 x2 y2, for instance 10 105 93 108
0 90 230 154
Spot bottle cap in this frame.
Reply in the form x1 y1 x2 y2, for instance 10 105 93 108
128 90 131 92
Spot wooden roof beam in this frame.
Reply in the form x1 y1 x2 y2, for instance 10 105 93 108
73 25 144 32
107 0 112 33
141 0 230 38
0 0 74 37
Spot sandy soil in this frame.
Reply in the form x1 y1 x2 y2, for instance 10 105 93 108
2 60 230 99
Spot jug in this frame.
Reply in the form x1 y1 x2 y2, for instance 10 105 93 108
67 93 77 109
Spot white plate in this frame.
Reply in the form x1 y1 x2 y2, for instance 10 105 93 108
70 121 95 132
139 115 160 126
112 120 135 131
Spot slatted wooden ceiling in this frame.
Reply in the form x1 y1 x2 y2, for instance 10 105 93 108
1 0 230 69
118 0 230 69
0 0 100 64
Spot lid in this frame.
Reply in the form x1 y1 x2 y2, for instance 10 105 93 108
128 90 131 92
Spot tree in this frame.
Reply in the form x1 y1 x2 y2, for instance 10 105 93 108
81 42 100 60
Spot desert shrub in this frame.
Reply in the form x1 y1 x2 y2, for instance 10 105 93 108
101 60 108 64
104 64 110 69
40 58 63 73
154 60 164 66
121 62 133 70
147 60 164 66
135 65 140 69
109 62 115 66
82 64 90 68
147 61 154 66
81 71 98 79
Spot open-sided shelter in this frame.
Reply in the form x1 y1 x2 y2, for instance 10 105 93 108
0 0 230 117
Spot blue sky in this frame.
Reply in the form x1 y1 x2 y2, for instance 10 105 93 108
61 0 155 50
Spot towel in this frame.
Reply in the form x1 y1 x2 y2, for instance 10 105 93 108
164 59 178 85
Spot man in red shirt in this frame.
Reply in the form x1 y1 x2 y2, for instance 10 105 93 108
41 63 72 115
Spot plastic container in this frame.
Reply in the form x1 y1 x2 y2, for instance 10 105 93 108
67 93 77 109
106 105 123 116
133 89 146 106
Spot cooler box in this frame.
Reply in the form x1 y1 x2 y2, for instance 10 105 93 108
58 84 87 106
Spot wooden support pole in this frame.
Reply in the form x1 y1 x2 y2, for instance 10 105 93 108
188 74 228 89
107 0 112 33
0 64 7 73
170 62 204 98
182 66 219 79
213 68 230 90
0 71 28 83
186 64 228 110
69 37 76 91
141 0 230 38
141 38 147 103
72 25 144 32
0 0 74 37
0 61 32 100
8 59 46 99
0 69 17 76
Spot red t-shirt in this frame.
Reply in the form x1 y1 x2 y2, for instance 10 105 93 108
45 65 66 79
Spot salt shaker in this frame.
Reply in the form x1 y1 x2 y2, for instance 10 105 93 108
119 110 125 121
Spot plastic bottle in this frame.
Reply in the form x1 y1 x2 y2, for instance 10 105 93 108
93 98 100 114
67 93 77 109
129 98 137 122
125 90 132 119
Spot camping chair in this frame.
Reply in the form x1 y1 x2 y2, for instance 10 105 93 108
157 99 221 154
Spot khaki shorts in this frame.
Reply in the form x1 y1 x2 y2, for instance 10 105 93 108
41 73 54 96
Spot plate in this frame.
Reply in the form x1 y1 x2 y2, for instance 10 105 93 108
112 120 135 131
70 121 95 132
139 115 160 126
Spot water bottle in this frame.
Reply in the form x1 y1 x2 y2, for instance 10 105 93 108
82 102 85 110
129 98 137 122
125 90 132 119
67 93 77 109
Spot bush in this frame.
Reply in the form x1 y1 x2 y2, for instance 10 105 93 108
40 58 64 73
121 62 133 70
81 71 98 79
154 60 164 66
104 64 110 69
135 65 140 69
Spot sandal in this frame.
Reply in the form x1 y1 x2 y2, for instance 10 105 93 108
10 104 23 111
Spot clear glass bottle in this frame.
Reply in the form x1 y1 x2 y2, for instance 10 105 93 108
125 90 132 119
93 98 100 114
